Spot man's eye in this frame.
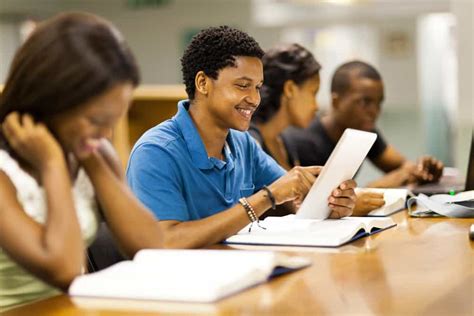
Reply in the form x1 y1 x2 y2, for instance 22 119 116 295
236 84 249 89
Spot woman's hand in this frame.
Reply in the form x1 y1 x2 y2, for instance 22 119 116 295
2 112 65 172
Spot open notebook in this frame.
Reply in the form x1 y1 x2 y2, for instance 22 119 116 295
355 188 409 216
69 249 311 303
224 215 396 247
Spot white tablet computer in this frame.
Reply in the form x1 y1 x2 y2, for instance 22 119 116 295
296 128 377 219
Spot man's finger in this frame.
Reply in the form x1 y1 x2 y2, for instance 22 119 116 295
299 168 317 187
339 179 356 190
361 192 384 199
328 206 352 218
328 196 354 208
300 165 323 176
369 199 386 207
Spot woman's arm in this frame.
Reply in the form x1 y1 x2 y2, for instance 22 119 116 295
0 113 83 290
80 140 164 258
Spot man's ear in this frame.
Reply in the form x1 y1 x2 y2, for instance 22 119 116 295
331 92 340 110
195 71 209 96
282 80 297 99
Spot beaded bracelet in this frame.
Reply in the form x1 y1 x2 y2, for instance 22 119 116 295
239 197 266 232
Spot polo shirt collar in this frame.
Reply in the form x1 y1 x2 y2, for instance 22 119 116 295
175 100 236 170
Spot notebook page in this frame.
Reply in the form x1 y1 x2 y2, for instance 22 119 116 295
70 251 276 302
236 214 322 234
134 249 277 272
343 216 396 233
227 217 366 247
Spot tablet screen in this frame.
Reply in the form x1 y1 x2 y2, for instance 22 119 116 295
296 128 377 219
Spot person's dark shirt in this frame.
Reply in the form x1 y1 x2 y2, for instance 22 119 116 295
282 116 387 167
248 123 299 168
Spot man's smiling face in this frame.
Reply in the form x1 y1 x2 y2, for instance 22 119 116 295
205 56 264 132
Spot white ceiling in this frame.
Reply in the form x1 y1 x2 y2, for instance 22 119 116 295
252 0 452 27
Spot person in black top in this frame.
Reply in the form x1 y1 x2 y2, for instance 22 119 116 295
285 115 388 167
284 61 444 190
250 45 384 215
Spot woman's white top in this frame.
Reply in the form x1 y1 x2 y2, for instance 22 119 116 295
0 149 99 311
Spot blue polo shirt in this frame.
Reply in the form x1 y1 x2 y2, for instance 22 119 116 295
126 100 286 221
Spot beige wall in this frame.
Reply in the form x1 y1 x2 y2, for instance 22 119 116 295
0 0 280 84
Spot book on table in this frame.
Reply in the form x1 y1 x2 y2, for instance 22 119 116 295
69 249 311 303
224 215 396 248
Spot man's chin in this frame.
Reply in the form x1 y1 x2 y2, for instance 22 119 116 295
232 122 251 132
359 123 375 131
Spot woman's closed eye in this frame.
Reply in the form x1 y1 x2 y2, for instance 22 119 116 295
88 116 109 126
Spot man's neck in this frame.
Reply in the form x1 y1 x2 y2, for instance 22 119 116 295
188 101 228 160
321 115 346 144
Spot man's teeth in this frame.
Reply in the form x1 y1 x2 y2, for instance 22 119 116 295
237 109 252 116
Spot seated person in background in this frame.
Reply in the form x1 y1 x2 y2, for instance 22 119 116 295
126 26 356 249
0 13 164 311
249 43 320 170
251 45 385 215
283 61 444 192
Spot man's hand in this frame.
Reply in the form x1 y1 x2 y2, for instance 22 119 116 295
353 191 385 216
268 166 322 206
328 180 357 219
409 156 444 184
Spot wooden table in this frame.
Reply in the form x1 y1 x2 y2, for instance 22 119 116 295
4 211 473 315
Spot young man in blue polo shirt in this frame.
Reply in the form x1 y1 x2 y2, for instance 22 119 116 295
126 26 356 248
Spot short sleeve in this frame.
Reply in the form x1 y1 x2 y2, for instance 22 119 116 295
367 129 388 161
126 143 190 221
249 135 286 191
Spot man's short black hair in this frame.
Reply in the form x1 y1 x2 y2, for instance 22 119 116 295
331 61 382 96
180 25 264 100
